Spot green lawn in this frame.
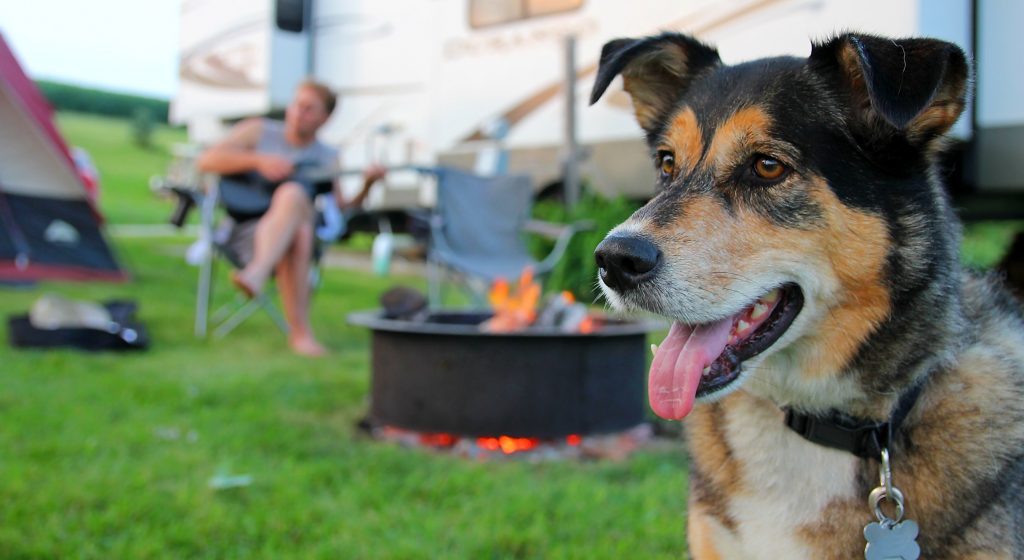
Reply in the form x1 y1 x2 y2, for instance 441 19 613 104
55 111 188 225
0 111 691 558
0 236 689 559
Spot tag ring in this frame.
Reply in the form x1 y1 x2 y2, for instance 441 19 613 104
869 485 905 525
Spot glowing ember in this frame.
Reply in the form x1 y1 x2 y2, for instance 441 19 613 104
370 424 652 461
479 435 538 454
418 432 457 447
418 433 585 455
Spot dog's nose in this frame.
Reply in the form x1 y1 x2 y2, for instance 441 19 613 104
594 234 661 292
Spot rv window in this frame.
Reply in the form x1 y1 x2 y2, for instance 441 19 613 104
470 0 583 28
276 0 306 33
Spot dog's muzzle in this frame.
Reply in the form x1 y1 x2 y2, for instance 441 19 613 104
594 234 662 293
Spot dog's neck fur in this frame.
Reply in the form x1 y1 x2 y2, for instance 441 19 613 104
847 166 968 419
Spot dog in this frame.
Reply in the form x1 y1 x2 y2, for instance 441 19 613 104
591 32 1024 559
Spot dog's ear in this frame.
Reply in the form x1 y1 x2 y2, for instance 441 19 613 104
810 33 969 144
590 33 721 135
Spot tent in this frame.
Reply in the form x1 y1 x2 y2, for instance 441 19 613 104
0 31 125 282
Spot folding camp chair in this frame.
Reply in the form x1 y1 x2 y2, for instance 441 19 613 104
193 180 337 338
154 159 329 339
426 166 591 307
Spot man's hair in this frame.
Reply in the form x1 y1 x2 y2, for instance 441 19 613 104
297 79 338 115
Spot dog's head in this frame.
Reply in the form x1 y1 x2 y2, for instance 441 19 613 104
591 33 968 420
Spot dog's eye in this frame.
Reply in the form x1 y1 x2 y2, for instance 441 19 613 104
752 156 787 181
658 151 675 178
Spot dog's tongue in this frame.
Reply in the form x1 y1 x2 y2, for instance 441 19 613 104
648 318 734 420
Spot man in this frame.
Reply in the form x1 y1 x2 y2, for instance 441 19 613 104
197 80 385 356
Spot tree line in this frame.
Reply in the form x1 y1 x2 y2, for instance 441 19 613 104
36 80 170 122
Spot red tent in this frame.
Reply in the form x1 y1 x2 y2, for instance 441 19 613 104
0 31 125 282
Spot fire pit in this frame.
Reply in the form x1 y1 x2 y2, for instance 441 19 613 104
348 309 657 453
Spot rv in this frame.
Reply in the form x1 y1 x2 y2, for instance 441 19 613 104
172 0 1022 211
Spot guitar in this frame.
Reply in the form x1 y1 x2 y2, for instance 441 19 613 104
218 159 346 216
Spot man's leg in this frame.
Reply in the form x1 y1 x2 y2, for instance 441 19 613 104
275 221 326 356
233 182 312 296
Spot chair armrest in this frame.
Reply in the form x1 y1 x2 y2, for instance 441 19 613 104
523 219 595 239
533 219 596 275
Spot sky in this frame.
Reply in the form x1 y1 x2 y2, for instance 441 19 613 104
1 0 181 99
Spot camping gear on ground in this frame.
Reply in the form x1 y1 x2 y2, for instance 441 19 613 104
7 294 148 351
0 31 124 283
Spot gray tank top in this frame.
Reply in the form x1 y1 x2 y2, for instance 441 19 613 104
257 119 339 196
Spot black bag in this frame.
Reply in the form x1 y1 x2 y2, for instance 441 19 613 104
7 299 149 352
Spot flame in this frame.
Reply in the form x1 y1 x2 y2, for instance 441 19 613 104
483 267 601 334
483 267 542 333
577 316 596 334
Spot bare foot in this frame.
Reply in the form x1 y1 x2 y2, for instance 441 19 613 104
290 335 328 357
230 270 261 299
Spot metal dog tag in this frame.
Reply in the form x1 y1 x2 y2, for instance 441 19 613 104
864 449 920 560
864 519 919 560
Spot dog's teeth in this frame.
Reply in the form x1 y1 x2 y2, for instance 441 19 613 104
737 320 750 333
702 366 711 375
651 343 659 357
762 289 781 304
751 302 770 320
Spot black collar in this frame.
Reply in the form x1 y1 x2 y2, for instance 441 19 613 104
784 379 926 459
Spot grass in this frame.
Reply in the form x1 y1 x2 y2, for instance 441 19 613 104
0 235 689 559
55 111 188 225
7 113 691 557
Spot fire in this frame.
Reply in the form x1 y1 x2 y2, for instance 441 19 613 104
483 267 542 332
577 316 596 334
478 435 539 454
483 267 603 333
418 432 457 447
394 428 584 455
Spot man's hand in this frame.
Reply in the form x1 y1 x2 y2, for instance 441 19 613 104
363 164 387 184
255 155 295 182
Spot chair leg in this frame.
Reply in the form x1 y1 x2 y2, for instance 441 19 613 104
427 258 443 308
464 275 490 308
261 293 290 334
212 297 261 338
210 292 246 325
194 186 218 338
212 291 289 338
195 246 215 337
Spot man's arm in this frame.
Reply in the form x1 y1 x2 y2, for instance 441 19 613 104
195 118 293 181
336 164 387 210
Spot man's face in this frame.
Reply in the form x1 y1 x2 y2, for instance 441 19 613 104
285 86 330 138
